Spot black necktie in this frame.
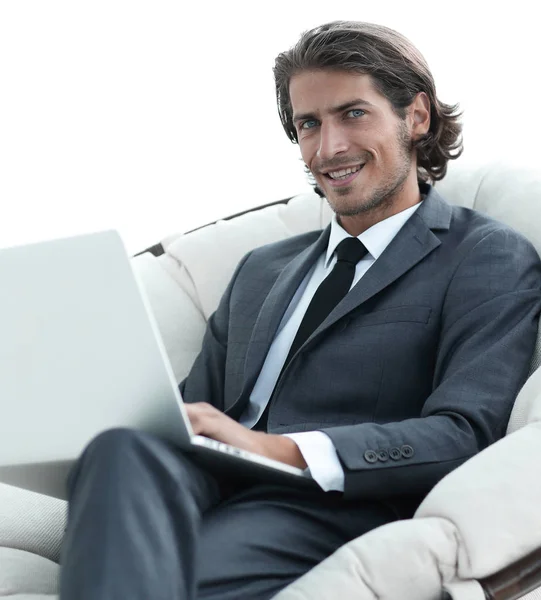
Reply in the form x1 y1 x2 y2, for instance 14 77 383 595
285 237 368 365
253 237 368 431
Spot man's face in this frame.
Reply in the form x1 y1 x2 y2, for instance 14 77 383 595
289 70 417 221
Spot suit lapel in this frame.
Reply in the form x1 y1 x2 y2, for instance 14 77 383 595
293 186 453 357
226 227 330 413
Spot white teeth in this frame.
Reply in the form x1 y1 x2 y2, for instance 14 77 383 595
328 165 363 180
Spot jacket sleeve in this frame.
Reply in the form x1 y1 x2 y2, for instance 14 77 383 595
320 228 541 501
179 252 252 411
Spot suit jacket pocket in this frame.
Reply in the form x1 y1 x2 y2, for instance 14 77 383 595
347 305 432 328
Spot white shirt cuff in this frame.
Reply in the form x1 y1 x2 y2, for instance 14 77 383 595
283 431 345 492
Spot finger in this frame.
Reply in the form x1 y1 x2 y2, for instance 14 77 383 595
185 402 215 416
185 405 219 434
184 405 203 430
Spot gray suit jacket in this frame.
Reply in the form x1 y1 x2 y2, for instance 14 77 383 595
181 184 541 501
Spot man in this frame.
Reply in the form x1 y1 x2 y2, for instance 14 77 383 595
59 21 541 600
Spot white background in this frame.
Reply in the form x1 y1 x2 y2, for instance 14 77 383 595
0 1 538 254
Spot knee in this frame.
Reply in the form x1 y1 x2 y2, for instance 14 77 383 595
67 428 154 493
70 428 147 478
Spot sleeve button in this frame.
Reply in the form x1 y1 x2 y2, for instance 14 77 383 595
364 450 378 464
377 450 389 462
389 447 401 461
400 444 415 459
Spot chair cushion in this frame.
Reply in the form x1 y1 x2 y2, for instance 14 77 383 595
436 161 541 257
0 547 59 597
131 251 207 384
415 421 541 579
162 193 332 320
272 517 463 600
508 360 541 434
0 483 66 565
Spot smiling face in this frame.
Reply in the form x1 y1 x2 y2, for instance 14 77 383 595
289 69 430 235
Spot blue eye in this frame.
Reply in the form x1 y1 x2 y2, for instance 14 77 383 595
301 119 318 130
348 109 365 118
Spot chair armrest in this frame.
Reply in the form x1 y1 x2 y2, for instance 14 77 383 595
416 421 541 581
0 482 67 564
272 517 461 600
479 547 541 600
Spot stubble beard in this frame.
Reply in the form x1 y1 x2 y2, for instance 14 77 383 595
322 122 414 218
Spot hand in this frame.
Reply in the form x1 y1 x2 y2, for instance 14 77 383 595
184 403 307 469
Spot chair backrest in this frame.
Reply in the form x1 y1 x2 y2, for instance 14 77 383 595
160 161 541 432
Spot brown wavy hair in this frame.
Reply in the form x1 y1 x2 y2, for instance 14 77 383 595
274 21 463 183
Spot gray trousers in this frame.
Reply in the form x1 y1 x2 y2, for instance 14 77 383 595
59 428 400 600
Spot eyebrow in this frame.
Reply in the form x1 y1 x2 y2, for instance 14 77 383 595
292 98 374 124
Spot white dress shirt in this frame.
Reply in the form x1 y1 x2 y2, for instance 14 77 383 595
239 201 422 491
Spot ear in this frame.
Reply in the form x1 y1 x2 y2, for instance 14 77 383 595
409 92 431 139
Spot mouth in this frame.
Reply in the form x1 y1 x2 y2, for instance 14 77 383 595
322 164 364 188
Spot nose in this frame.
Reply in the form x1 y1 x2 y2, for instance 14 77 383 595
317 121 349 161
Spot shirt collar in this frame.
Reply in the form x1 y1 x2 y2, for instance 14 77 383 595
325 201 423 268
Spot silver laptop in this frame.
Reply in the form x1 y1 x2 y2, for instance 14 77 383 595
0 231 314 498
